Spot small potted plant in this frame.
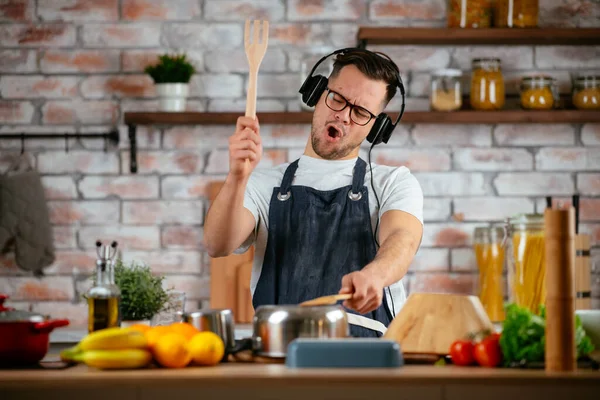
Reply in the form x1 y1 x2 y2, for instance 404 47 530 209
111 259 172 327
145 53 196 112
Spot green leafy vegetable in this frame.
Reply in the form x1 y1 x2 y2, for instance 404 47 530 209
145 53 196 84
499 303 595 366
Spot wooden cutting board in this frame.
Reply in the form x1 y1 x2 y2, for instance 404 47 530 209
383 292 494 355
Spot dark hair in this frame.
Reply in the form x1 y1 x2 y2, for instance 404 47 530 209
329 49 399 105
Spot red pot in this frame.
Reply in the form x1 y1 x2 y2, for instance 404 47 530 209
0 294 69 366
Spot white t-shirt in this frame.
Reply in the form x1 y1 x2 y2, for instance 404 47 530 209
235 154 424 316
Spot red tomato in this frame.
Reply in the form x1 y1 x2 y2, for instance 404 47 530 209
474 334 503 367
449 340 475 366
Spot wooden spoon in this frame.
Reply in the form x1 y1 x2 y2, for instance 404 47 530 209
244 19 269 119
300 293 353 307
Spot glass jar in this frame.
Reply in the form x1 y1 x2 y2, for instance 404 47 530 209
519 76 557 110
470 58 505 110
494 0 539 28
447 0 492 28
572 75 600 110
473 226 505 322
504 214 546 313
430 69 463 111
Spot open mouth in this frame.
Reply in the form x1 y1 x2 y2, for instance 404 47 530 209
325 124 343 141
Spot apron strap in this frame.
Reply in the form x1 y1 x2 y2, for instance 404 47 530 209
347 313 388 335
279 159 299 196
351 158 367 196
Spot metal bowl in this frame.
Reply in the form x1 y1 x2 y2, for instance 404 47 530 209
182 309 235 351
252 304 349 357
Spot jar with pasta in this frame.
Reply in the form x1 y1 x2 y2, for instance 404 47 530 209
494 0 539 28
470 58 505 110
572 75 600 110
430 69 463 111
448 0 492 28
504 214 545 313
473 226 505 322
520 76 557 110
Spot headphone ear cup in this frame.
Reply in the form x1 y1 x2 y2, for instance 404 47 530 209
367 114 393 145
299 75 328 107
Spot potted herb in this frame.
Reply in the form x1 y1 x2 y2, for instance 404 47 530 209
145 53 196 112
110 259 171 326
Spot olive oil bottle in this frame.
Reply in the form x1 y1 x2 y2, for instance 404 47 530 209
87 241 121 333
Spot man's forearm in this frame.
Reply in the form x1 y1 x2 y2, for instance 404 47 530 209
203 175 253 257
363 229 420 287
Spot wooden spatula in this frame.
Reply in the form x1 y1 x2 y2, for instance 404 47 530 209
244 19 269 119
300 293 353 307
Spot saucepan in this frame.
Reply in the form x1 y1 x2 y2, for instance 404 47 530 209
0 294 70 366
230 304 350 358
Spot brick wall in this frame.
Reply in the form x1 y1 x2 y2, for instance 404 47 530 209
0 0 599 326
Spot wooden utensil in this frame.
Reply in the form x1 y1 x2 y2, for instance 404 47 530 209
383 292 494 355
244 19 269 119
300 293 352 307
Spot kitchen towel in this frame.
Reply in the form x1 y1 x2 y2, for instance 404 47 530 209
0 154 55 276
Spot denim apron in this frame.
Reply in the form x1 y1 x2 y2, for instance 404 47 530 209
252 157 392 337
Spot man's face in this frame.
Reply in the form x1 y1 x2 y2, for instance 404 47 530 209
309 65 387 160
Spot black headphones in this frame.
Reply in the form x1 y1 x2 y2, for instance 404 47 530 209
298 47 406 145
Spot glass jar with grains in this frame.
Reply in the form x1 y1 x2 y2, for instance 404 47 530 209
430 69 463 111
470 58 505 110
520 76 557 110
504 214 546 313
572 75 600 110
494 0 539 28
447 0 492 28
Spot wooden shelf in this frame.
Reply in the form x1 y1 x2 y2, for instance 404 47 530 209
357 27 600 46
124 110 600 126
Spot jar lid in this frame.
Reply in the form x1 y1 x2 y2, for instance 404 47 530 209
432 69 463 77
472 58 501 63
508 213 545 230
0 294 46 323
522 75 555 83
474 226 505 242
575 75 600 82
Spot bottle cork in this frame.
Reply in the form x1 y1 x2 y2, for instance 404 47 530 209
544 206 576 372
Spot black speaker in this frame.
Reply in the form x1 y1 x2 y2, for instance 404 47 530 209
298 47 405 145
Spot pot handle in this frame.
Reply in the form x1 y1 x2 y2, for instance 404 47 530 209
33 319 70 334
229 338 253 355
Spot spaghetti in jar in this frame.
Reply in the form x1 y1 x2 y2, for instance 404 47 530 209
504 214 546 313
494 0 539 28
470 58 505 110
473 226 505 322
447 0 492 28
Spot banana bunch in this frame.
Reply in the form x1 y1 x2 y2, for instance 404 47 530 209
61 327 152 370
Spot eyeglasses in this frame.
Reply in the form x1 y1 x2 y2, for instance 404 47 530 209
324 89 377 126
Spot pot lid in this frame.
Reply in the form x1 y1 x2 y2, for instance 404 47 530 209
0 294 45 322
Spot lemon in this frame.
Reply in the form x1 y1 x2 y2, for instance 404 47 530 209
189 332 225 366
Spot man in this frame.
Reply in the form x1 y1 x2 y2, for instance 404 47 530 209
204 49 423 337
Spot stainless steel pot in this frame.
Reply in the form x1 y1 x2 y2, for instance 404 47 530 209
181 309 235 352
233 304 349 358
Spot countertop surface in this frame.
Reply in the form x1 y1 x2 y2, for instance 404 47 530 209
1 362 599 386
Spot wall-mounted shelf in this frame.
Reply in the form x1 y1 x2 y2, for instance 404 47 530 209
356 27 600 47
123 110 600 173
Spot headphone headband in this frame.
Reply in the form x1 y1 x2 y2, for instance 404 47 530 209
299 47 406 145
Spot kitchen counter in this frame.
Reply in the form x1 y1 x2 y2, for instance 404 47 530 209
1 362 598 400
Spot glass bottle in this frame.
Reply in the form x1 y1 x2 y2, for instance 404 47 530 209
470 58 505 110
572 75 600 110
494 0 539 28
430 69 463 111
520 75 557 110
447 0 492 28
503 214 546 313
473 226 505 322
87 241 121 333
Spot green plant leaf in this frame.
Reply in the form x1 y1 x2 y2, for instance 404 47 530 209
144 53 196 83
